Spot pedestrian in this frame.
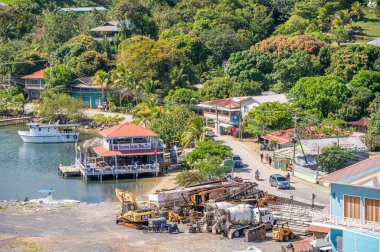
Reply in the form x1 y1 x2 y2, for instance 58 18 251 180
265 154 269 163
268 156 272 166
260 153 263 163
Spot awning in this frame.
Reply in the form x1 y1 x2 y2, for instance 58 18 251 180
219 123 233 128
308 224 330 233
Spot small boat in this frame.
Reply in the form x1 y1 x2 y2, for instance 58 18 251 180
18 123 79 143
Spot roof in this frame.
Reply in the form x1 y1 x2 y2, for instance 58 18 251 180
70 77 100 89
319 154 380 189
201 97 252 109
347 117 369 127
91 21 119 32
287 240 313 252
307 224 330 233
261 129 294 145
251 94 288 105
99 122 157 138
300 136 368 155
368 38 380 46
192 84 204 90
60 7 107 12
21 69 48 79
93 146 163 157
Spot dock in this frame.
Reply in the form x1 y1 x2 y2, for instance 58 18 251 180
0 117 31 127
58 164 81 178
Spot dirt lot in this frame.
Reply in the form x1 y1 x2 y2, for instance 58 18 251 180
0 200 296 252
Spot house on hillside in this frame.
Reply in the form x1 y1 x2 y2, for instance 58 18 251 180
197 94 287 135
21 69 48 99
347 117 369 133
311 155 380 252
69 77 105 108
60 7 108 13
77 122 164 178
90 20 130 40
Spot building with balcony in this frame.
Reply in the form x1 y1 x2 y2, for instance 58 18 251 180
197 94 287 135
21 69 47 99
69 77 105 108
311 155 380 252
77 122 164 179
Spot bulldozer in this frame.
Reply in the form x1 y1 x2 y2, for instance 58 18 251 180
272 222 295 241
115 189 156 228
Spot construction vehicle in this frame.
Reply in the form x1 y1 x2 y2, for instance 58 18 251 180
272 222 296 241
115 189 157 228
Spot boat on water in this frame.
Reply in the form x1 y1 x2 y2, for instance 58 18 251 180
18 123 79 143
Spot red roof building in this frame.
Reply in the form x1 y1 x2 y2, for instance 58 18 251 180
347 117 369 133
261 128 294 147
21 68 48 100
77 122 164 178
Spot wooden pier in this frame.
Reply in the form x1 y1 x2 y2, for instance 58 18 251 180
58 164 81 178
0 117 31 127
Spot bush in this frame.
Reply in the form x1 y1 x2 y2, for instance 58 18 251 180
92 114 125 126
175 170 204 187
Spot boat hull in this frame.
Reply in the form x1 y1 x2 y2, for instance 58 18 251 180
18 131 79 143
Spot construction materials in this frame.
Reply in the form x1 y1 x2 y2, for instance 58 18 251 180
272 222 296 241
115 189 157 228
244 225 266 242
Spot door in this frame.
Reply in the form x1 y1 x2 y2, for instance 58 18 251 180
344 195 361 220
365 198 380 223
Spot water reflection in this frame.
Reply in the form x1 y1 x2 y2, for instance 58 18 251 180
0 125 160 202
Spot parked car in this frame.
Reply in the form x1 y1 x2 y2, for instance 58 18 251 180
269 174 290 189
232 155 243 167
204 128 214 137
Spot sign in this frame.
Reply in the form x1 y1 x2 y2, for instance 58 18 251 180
224 160 235 169
113 142 151 151
232 115 239 126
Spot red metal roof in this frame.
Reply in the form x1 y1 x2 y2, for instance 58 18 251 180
202 97 251 108
261 129 294 145
347 117 369 127
21 69 48 79
99 122 157 138
288 240 313 252
93 145 163 157
319 154 380 189
307 224 330 233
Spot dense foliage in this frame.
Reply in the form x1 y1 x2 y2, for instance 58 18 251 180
318 146 354 173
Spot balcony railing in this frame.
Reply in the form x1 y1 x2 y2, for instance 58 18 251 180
204 111 232 123
312 212 380 232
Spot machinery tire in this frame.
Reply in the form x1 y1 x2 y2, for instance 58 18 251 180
143 229 148 234
233 230 240 238
290 233 295 239
284 235 289 241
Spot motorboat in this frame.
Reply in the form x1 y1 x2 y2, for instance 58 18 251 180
18 123 79 143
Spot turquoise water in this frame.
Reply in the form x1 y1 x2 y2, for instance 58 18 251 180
0 125 160 203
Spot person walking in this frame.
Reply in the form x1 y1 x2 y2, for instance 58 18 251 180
265 154 269 163
268 156 272 166
260 153 263 163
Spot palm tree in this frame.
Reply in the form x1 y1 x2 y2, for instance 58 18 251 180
350 1 364 20
131 98 162 127
94 70 111 100
181 115 206 149
0 24 15 43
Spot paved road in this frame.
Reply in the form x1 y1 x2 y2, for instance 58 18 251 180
215 135 329 207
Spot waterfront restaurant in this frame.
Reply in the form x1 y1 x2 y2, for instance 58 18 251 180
77 122 164 179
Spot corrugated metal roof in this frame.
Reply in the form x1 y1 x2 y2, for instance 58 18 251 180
251 94 288 104
261 129 294 145
99 122 157 138
319 154 380 188
21 69 48 79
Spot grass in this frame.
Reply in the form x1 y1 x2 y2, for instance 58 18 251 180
0 0 29 3
0 240 44 252
353 13 380 37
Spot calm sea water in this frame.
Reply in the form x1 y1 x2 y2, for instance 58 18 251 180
0 125 160 203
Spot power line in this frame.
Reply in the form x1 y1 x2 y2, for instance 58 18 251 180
0 60 48 66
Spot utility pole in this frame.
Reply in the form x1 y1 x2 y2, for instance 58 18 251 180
215 105 219 135
292 111 298 177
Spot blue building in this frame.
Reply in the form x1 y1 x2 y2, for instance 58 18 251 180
314 155 380 252
69 77 105 108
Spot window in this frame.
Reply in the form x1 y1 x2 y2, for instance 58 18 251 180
365 198 380 223
31 91 39 98
344 195 361 220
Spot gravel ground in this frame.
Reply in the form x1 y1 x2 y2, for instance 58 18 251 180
0 201 299 252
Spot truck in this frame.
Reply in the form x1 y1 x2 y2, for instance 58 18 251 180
207 204 276 239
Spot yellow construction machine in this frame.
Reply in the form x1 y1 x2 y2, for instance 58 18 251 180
272 222 295 241
115 189 156 228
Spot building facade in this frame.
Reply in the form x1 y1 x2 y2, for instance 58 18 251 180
21 69 47 99
69 77 104 108
312 155 380 252
77 122 164 178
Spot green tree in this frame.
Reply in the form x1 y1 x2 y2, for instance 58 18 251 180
272 51 317 93
148 105 196 146
318 146 354 173
175 170 204 186
131 99 162 127
37 91 85 123
350 70 380 93
185 140 232 165
193 155 228 177
44 65 74 92
0 86 25 116
273 15 309 35
165 88 199 104
227 50 277 90
181 115 205 148
366 111 380 151
244 102 293 137
67 50 108 77
289 75 350 117
338 87 374 121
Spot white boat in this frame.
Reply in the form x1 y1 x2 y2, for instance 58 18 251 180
18 123 80 143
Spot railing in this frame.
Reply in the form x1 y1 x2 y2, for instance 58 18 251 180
25 83 44 88
76 159 159 176
312 212 380 232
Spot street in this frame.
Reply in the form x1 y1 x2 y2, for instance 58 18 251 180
215 135 329 207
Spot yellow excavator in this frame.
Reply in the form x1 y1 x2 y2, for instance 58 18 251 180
115 189 156 228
